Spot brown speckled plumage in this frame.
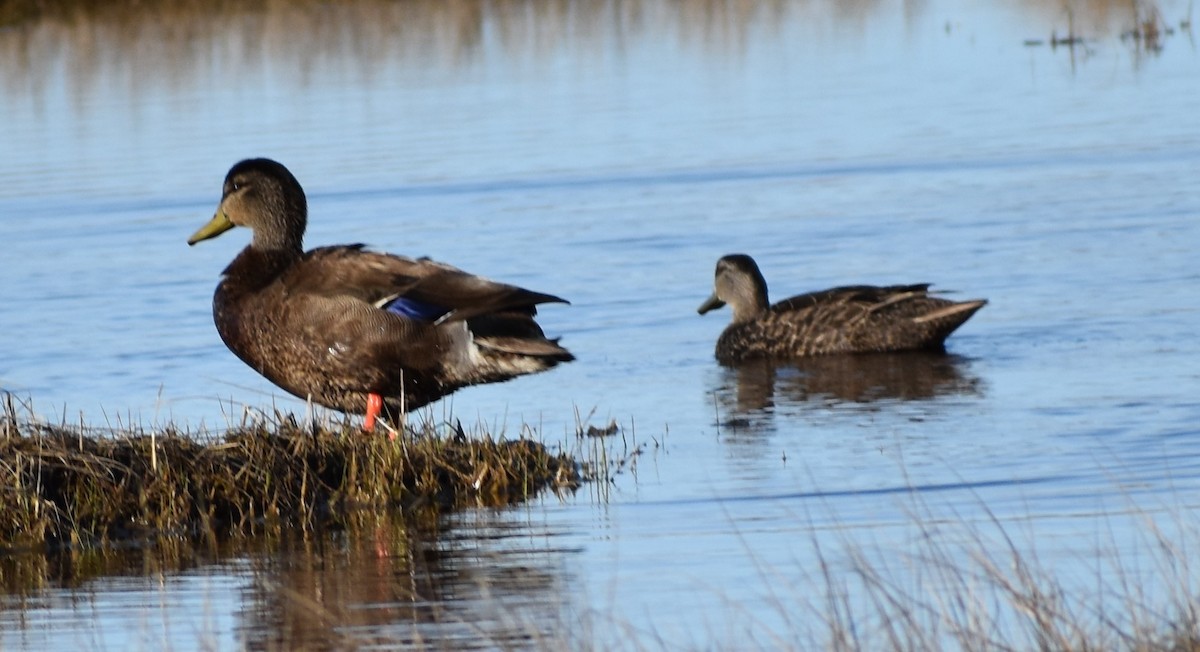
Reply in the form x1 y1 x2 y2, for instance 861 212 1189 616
698 254 986 364
189 158 573 419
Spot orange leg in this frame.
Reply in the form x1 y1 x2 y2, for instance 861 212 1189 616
364 393 383 432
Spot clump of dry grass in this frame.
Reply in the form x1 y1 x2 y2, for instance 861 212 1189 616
746 489 1200 652
0 393 580 551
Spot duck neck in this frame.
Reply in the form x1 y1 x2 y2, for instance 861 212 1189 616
729 279 769 324
251 227 304 255
730 303 765 324
221 247 297 293
251 190 307 253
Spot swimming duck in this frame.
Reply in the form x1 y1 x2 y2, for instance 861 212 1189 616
698 254 986 363
189 158 574 431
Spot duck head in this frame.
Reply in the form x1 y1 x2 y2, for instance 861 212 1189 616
698 254 770 323
188 158 307 253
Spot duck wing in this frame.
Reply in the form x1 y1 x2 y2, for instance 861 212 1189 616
771 284 933 313
283 245 568 323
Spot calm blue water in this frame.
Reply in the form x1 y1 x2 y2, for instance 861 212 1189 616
2 0 1199 648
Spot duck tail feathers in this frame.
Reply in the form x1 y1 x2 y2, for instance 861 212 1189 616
475 336 575 362
913 298 988 327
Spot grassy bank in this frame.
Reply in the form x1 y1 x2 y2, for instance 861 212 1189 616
0 394 581 551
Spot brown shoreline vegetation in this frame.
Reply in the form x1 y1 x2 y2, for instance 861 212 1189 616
0 393 581 552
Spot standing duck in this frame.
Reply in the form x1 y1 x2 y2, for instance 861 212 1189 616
698 254 986 364
188 158 573 431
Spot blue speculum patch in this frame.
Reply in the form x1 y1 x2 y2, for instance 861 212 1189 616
383 296 448 322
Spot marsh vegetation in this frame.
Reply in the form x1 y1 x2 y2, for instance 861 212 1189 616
0 394 581 551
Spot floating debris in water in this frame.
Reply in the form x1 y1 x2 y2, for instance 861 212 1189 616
584 421 620 438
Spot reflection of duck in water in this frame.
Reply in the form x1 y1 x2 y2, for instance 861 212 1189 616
716 353 983 418
698 254 987 364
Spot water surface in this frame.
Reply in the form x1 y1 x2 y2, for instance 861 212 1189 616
2 0 1199 648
